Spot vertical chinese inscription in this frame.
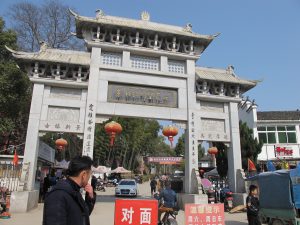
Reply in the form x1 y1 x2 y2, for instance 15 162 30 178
190 111 197 166
83 103 95 157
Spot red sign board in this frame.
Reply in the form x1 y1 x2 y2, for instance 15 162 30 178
115 199 158 225
185 204 225 225
148 157 183 164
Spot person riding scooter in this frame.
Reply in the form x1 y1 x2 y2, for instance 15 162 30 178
156 181 177 225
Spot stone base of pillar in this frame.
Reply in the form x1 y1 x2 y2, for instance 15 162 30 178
232 192 247 207
10 190 39 213
177 193 208 210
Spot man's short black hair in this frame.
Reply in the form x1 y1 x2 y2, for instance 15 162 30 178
67 156 93 177
249 184 258 193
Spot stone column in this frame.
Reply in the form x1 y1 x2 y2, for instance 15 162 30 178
82 47 101 158
23 83 44 191
10 83 44 212
184 59 198 194
228 102 243 193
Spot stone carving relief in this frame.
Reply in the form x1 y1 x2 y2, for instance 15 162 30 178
48 107 80 122
201 118 225 133
200 101 224 113
50 87 82 100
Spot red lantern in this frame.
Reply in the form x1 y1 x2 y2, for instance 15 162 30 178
105 121 123 146
55 138 68 151
208 147 218 155
162 125 178 147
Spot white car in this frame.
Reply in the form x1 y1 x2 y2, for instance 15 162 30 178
115 179 138 197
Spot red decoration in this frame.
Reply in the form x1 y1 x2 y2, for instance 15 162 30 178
55 138 68 151
208 147 218 155
248 158 257 171
105 121 123 146
162 125 178 147
12 150 19 166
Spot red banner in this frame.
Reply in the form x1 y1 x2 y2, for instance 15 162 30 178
115 199 158 225
148 157 183 164
185 204 225 225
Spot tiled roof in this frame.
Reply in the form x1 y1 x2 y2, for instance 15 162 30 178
6 46 91 66
257 111 300 121
195 67 257 86
70 9 215 41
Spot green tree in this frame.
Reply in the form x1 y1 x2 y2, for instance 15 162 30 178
93 117 172 171
0 17 31 154
239 121 263 170
214 121 263 177
174 134 185 157
215 142 228 179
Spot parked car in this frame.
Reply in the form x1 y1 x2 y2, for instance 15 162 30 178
115 179 138 197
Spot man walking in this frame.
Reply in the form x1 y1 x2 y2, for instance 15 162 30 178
43 156 96 225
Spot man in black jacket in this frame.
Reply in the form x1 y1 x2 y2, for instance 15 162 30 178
43 156 96 225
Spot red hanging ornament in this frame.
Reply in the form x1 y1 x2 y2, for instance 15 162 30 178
55 138 68 151
208 147 218 155
105 121 123 146
162 125 178 147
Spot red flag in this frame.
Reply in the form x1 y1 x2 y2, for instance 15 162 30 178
248 158 256 171
12 150 19 166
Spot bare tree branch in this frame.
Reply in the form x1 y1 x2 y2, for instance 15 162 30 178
8 0 83 51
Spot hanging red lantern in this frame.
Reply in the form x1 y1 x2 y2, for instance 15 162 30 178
162 125 178 147
104 121 123 146
208 147 218 155
55 138 68 151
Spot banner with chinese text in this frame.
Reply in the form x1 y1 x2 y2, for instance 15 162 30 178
115 199 158 225
185 204 225 225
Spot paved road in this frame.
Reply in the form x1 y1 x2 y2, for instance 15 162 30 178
1 181 248 225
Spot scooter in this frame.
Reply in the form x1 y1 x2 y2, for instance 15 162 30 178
96 181 106 192
224 192 233 211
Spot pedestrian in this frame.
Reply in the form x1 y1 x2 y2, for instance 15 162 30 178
150 177 157 195
246 184 261 225
91 175 97 190
43 156 96 225
42 174 50 200
0 187 8 214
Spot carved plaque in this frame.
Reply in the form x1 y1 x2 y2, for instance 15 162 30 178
48 107 80 122
107 83 178 108
50 87 82 100
201 118 225 133
200 101 224 113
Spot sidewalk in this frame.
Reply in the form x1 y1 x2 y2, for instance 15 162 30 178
1 181 248 225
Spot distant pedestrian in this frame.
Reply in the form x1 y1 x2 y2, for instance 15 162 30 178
42 174 50 199
150 178 157 195
246 185 261 225
43 156 96 225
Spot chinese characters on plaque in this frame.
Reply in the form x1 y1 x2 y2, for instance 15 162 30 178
185 204 225 225
199 132 229 142
83 103 95 157
40 121 83 133
114 199 158 225
107 83 178 108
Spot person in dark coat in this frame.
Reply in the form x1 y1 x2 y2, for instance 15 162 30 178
150 178 157 195
43 156 96 225
246 184 261 225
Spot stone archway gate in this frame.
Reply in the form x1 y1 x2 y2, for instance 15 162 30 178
7 9 257 212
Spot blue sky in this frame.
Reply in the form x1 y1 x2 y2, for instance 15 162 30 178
1 0 299 143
